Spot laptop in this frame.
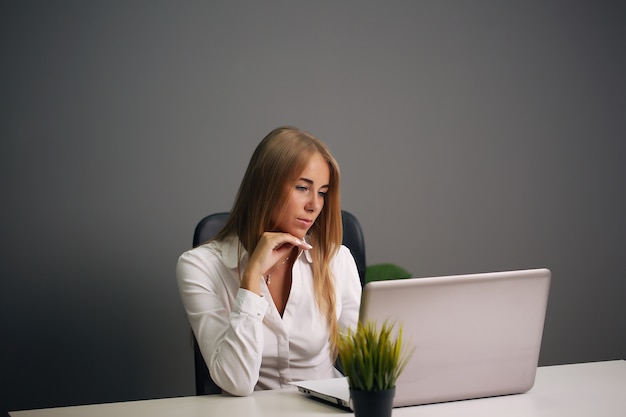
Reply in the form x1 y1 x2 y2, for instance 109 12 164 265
293 268 551 408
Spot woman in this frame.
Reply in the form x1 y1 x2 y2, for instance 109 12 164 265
176 126 362 396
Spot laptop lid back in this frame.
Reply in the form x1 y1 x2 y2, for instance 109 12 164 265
359 268 551 407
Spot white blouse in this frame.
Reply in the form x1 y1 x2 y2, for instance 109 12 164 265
176 235 362 396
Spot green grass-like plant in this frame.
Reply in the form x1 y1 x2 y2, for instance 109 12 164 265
337 321 414 391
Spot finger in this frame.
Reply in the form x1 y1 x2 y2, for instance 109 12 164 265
271 234 312 251
295 237 313 250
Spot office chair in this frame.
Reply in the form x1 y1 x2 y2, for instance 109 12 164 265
190 210 366 395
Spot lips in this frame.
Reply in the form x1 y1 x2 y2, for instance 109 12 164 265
297 218 313 228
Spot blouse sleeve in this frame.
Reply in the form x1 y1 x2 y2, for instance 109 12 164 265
334 245 363 332
176 247 268 396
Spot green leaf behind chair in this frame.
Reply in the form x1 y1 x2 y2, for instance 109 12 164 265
365 264 411 283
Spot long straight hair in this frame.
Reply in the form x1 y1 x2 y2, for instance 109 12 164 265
215 126 343 354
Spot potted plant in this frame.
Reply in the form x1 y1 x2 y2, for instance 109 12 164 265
337 320 414 417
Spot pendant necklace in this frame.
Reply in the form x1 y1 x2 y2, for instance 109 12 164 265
265 255 290 285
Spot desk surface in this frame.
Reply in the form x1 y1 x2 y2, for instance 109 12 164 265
10 360 626 417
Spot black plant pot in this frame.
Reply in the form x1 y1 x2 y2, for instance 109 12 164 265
350 387 396 417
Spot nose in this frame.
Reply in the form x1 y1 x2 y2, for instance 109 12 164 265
305 193 322 213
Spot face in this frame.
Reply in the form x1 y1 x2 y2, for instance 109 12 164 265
271 152 330 238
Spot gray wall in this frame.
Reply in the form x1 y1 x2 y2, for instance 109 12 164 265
1 1 624 415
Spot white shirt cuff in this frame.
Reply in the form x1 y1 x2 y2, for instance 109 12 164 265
235 288 269 319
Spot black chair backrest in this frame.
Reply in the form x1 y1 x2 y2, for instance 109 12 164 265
190 210 366 395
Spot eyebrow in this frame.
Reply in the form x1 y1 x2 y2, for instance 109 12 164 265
299 177 329 188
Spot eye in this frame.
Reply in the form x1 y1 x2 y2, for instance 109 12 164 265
296 185 309 192
318 190 327 198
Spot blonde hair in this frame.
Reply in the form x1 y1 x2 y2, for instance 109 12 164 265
215 126 343 355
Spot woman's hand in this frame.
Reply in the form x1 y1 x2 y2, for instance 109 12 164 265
241 232 313 294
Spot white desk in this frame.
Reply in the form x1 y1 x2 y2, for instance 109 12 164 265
10 360 626 417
